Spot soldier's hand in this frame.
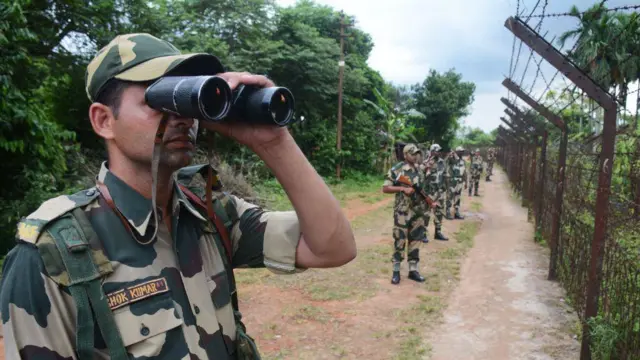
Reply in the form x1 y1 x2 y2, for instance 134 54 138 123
403 188 415 195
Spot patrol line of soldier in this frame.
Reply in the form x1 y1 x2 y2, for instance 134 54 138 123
382 144 497 285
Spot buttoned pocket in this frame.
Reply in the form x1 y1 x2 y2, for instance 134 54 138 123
112 294 184 355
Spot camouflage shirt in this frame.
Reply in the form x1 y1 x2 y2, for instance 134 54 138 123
425 157 446 194
487 151 495 161
383 162 427 214
448 155 467 181
471 155 484 174
0 162 303 359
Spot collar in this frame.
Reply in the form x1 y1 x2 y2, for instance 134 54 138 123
402 162 416 171
97 162 208 239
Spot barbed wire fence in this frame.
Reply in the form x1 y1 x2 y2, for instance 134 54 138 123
497 1 640 359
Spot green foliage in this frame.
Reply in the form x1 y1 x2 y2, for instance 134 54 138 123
559 4 640 106
455 126 496 149
410 69 476 149
588 315 621 360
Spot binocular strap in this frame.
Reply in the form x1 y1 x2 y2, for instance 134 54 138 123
144 113 170 245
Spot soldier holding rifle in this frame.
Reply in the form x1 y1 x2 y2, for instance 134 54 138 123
383 144 434 285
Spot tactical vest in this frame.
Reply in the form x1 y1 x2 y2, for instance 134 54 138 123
18 164 260 360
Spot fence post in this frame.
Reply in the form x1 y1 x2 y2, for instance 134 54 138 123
536 130 548 233
501 81 567 275
504 16 618 360
549 129 568 280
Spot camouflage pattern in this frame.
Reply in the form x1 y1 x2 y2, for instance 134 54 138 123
85 33 225 101
470 154 484 194
424 157 447 230
0 162 303 359
446 153 467 213
486 148 496 179
383 161 427 266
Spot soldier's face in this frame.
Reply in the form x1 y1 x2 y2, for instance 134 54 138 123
93 84 199 171
405 152 418 164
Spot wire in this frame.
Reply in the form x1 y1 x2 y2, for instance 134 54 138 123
527 4 639 19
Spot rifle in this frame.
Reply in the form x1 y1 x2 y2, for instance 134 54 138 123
394 174 438 208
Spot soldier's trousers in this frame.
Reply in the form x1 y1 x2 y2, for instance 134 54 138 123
487 161 494 176
392 209 426 266
425 190 445 230
470 175 480 193
446 181 463 212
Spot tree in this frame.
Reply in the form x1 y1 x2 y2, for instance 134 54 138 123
559 4 640 107
410 69 476 149
455 126 496 149
364 88 423 171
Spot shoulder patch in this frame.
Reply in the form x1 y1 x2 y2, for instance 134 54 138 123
16 188 100 244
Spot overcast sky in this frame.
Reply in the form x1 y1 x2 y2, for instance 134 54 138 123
275 0 639 132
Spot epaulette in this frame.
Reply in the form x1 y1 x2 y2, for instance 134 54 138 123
16 187 100 244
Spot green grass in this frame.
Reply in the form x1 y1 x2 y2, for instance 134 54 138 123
284 304 331 324
236 243 392 301
350 200 393 229
471 201 482 212
253 173 384 211
393 295 443 359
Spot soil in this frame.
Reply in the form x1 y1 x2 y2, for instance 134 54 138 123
429 170 581 360
0 169 581 360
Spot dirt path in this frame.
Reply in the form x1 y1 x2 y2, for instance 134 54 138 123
429 169 580 360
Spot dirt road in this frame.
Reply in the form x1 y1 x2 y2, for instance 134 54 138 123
429 169 580 360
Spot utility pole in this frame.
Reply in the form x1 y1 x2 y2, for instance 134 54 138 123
336 11 347 180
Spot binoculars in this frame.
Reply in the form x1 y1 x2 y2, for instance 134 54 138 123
145 75 296 126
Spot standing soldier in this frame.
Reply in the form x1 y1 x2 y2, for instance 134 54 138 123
424 144 449 241
486 147 496 181
445 146 467 220
469 148 484 196
382 144 430 284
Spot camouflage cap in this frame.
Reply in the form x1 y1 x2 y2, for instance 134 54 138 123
403 143 421 155
85 33 225 102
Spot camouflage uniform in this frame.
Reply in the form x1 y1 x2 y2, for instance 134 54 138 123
424 144 449 241
486 148 496 181
470 151 484 196
446 149 467 219
0 33 304 360
0 163 303 359
383 156 428 273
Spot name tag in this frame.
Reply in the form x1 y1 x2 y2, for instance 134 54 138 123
107 277 169 310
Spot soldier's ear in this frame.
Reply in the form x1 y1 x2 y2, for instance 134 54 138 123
89 102 116 141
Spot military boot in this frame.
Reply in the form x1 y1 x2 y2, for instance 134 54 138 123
486 176 491 182
444 209 454 220
421 235 429 243
435 229 449 241
454 210 465 219
391 271 401 285
408 271 425 282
